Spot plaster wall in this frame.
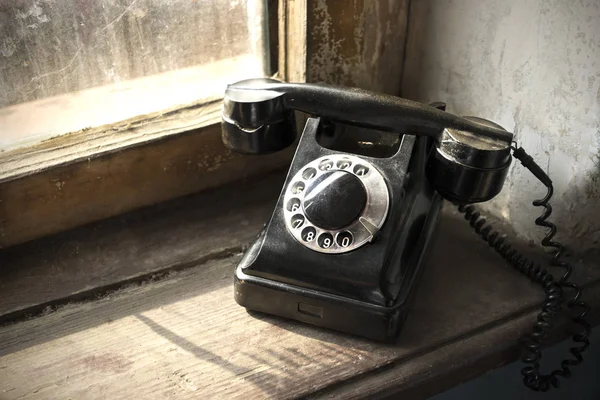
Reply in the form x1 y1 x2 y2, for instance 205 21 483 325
403 0 600 253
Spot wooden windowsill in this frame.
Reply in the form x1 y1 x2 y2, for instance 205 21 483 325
0 0 306 250
1 173 598 398
0 71 261 249
0 116 295 248
0 99 222 183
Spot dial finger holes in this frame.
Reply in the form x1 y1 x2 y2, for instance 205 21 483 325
318 159 334 171
291 181 305 194
353 164 369 176
301 226 317 242
336 231 353 248
336 159 352 169
284 154 388 254
317 232 334 249
287 198 301 212
302 167 317 180
291 214 305 229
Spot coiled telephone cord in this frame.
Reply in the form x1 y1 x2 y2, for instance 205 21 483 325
456 146 591 392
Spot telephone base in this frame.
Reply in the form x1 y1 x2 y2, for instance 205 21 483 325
234 264 410 342
234 198 441 342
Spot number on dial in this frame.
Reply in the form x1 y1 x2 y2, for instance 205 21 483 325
319 159 333 171
301 227 317 242
337 160 352 169
318 233 334 249
291 181 305 194
291 214 305 229
336 231 353 248
354 165 369 176
302 168 317 180
287 198 301 212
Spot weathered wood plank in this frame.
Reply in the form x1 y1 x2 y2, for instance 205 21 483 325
0 100 222 182
0 173 285 320
311 282 600 400
0 125 292 249
1 205 598 399
280 0 307 82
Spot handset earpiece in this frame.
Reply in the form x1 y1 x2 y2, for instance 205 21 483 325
222 78 296 154
427 117 512 204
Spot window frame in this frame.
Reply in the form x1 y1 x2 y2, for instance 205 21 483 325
0 0 411 249
0 0 308 248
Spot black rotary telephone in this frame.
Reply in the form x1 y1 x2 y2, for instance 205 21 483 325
221 78 590 392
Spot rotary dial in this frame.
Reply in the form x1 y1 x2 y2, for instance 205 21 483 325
283 155 389 254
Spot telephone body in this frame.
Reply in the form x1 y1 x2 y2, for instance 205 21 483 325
235 119 441 340
222 78 512 341
221 78 590 391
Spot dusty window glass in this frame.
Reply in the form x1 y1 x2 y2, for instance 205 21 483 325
0 0 269 149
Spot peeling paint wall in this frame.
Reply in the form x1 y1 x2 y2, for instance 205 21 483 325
307 0 410 94
403 0 600 253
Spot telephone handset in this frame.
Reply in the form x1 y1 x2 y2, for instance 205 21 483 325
221 78 590 392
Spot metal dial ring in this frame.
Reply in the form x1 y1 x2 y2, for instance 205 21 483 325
283 154 389 254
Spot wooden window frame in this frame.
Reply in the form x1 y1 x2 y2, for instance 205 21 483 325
1 0 411 249
0 0 308 248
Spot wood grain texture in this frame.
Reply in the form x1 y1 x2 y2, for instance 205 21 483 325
1 201 598 399
279 0 307 82
0 124 293 248
0 101 221 182
0 173 285 320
